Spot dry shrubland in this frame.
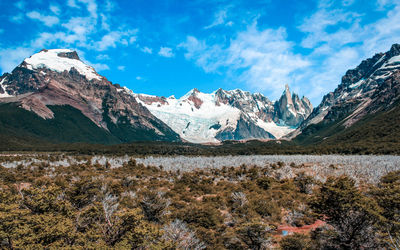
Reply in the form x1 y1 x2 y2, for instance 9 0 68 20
0 154 399 249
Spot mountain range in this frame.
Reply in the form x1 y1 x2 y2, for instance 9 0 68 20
1 44 400 149
132 85 312 143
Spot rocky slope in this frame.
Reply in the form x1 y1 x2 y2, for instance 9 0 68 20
0 49 180 143
291 44 400 143
132 85 312 143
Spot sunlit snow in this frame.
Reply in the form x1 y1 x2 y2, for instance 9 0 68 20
24 49 102 81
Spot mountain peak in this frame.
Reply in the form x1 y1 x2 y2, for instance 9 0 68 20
22 49 101 81
284 84 290 92
182 88 202 99
387 43 400 59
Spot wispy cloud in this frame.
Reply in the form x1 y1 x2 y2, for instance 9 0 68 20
141 47 153 54
10 13 24 23
295 1 400 102
96 31 133 51
27 11 59 27
204 9 228 29
0 0 141 74
91 62 109 71
50 5 61 15
180 23 310 99
67 0 79 8
96 54 110 60
0 47 35 73
117 65 125 71
158 47 175 57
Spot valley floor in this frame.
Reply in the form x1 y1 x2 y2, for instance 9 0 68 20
0 154 399 249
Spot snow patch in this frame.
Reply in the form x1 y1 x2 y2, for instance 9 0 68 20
373 54 386 67
349 79 364 89
0 78 13 98
387 55 400 64
24 49 102 81
256 119 295 139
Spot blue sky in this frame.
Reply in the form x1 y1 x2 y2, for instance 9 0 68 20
1 0 400 105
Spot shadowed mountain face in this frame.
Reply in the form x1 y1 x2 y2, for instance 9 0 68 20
133 86 313 143
292 44 400 145
0 49 180 144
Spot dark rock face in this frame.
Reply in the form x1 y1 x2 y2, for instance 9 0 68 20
216 115 275 141
0 49 180 142
293 43 400 139
275 85 313 127
57 51 80 60
214 87 313 128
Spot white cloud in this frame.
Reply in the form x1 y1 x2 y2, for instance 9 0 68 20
67 0 79 8
96 54 110 60
294 1 400 103
158 47 175 57
10 14 24 23
62 17 94 36
95 31 136 51
204 9 228 29
66 0 97 18
79 0 98 19
129 36 137 44
298 8 359 48
105 0 116 12
117 65 125 71
0 0 143 74
100 14 110 31
0 47 35 74
376 0 396 10
91 63 109 71
141 47 153 54
27 11 59 27
96 32 121 51
136 76 142 80
50 5 61 15
180 24 310 99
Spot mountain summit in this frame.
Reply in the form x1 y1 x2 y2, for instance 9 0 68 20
0 49 180 144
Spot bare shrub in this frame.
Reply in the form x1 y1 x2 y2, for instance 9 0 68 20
140 191 170 223
162 219 206 249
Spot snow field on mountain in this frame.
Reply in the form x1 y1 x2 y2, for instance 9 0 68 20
24 49 102 81
137 91 241 143
255 119 295 138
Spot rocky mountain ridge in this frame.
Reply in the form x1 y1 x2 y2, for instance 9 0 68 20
291 43 400 142
132 85 313 143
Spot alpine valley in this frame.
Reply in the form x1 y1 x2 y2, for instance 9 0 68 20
1 44 400 152
0 48 312 145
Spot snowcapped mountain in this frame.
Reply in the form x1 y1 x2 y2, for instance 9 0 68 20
0 49 180 143
291 43 400 143
131 86 313 143
0 48 313 145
